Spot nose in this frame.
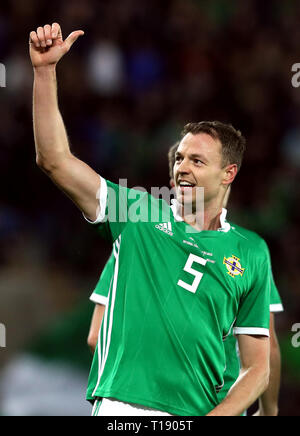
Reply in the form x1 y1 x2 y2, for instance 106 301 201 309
176 157 191 175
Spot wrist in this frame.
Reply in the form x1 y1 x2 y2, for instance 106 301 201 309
33 64 57 76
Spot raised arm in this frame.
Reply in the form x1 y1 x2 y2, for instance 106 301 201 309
30 23 101 221
207 335 270 416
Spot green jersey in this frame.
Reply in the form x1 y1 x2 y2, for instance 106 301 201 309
86 179 271 416
90 226 283 407
217 224 284 402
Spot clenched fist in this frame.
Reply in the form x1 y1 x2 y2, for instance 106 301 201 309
29 23 84 68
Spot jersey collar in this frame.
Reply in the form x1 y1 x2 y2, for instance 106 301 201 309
170 199 231 233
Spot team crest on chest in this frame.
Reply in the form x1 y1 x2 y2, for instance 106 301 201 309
223 255 245 278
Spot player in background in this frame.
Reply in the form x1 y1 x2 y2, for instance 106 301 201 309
87 256 112 352
30 24 271 416
88 144 283 416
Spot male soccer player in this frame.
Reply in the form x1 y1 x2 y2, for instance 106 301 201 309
30 23 271 416
88 144 283 416
169 144 284 416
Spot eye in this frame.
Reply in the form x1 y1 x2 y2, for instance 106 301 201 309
194 159 203 165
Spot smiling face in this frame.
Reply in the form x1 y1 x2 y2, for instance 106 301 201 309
174 132 236 209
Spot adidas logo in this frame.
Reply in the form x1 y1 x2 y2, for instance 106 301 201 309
155 222 173 236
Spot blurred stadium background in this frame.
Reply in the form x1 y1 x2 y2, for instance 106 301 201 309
0 0 300 416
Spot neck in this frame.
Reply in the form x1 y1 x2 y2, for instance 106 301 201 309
180 198 225 231
182 210 223 231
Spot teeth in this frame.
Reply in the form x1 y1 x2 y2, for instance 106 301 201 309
180 182 193 187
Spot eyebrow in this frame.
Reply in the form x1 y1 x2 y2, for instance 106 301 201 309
175 151 208 163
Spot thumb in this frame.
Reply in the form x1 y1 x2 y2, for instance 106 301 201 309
64 30 84 51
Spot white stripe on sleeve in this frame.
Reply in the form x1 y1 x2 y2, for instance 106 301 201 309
90 294 109 305
233 327 270 337
83 176 107 224
270 304 284 313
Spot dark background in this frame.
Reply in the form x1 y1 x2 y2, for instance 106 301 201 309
0 0 299 416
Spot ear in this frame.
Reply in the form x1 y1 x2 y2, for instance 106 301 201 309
170 178 175 188
222 164 238 186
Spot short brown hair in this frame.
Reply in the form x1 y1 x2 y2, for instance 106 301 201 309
182 121 246 171
168 142 180 179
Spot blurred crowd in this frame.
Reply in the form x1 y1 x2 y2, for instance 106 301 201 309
0 0 300 414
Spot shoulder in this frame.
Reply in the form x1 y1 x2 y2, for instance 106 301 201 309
106 179 149 198
229 222 269 257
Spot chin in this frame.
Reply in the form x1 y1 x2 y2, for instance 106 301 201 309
177 195 195 210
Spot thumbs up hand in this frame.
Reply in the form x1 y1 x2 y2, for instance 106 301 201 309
29 23 84 69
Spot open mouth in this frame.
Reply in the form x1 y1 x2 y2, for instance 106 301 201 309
178 181 196 189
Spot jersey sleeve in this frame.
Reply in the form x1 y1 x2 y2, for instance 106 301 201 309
270 280 284 313
233 243 271 337
265 247 284 314
83 177 148 242
90 253 115 306
263 241 284 313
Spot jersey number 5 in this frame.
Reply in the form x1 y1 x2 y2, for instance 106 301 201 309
178 254 207 294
